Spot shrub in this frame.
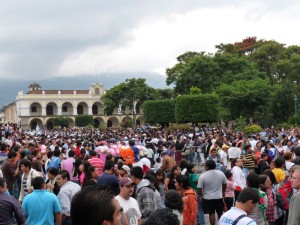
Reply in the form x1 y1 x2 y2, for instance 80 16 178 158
75 115 93 127
244 124 263 135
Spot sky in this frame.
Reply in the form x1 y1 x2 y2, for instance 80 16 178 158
0 0 300 84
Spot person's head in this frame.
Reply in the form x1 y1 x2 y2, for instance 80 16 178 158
20 159 31 173
56 170 70 187
80 161 92 173
145 208 180 225
246 173 260 188
179 159 188 170
53 149 62 157
164 189 183 213
90 151 97 157
284 151 293 161
171 165 181 177
119 177 135 200
205 159 216 170
71 185 121 225
186 162 196 174
32 176 46 190
129 140 135 147
236 187 260 214
290 169 300 190
88 166 99 180
294 147 300 157
224 170 233 181
155 168 165 181
130 166 143 184
104 160 115 173
119 165 130 177
68 150 75 158
0 177 7 193
245 145 252 152
7 150 17 160
269 161 275 170
13 145 22 153
263 169 277 185
210 148 217 156
47 167 58 180
274 157 285 168
260 153 268 160
31 160 41 172
175 175 189 191
259 175 272 190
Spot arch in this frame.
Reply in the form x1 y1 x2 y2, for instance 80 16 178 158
46 102 58 116
94 117 105 128
77 102 88 115
61 102 74 115
92 101 104 115
107 116 120 128
68 117 75 128
121 116 133 128
135 101 141 114
29 118 43 130
29 102 42 116
46 118 54 130
136 115 144 126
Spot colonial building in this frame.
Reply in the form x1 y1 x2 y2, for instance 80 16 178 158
4 82 143 130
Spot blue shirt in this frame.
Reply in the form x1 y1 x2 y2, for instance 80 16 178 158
97 173 119 195
22 190 61 225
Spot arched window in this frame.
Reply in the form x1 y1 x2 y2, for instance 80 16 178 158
92 105 98 115
31 106 37 113
46 105 53 115
77 105 83 115
62 105 68 112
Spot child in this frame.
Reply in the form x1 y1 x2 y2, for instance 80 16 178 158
224 170 235 210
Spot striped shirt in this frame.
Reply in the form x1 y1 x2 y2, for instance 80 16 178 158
243 151 255 168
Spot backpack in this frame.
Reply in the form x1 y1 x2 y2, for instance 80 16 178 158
275 179 293 210
48 157 61 170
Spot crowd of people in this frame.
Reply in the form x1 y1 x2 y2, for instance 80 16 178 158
1 123 300 225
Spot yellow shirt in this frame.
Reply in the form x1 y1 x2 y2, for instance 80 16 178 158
272 168 286 183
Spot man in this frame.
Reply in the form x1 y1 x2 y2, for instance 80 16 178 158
88 150 104 176
272 157 286 183
48 149 62 170
198 160 227 225
131 166 157 224
228 142 241 169
119 165 130 177
116 177 142 225
57 170 81 225
97 160 120 195
161 152 175 175
71 185 122 225
218 188 259 225
1 151 18 195
61 150 79 184
0 177 24 225
219 144 229 170
288 168 300 225
129 140 140 163
145 208 180 225
0 143 8 168
242 145 256 178
22 177 61 225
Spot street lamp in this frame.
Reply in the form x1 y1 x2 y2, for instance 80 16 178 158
294 95 298 126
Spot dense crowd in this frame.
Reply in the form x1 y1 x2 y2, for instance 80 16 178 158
1 123 300 225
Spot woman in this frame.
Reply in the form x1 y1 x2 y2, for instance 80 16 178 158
165 165 181 192
79 161 91 186
259 175 275 225
46 167 60 195
165 190 184 225
154 168 166 204
82 166 98 187
175 175 197 225
231 158 246 201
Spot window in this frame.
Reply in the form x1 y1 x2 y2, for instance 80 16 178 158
95 88 100 95
31 106 37 113
92 105 98 115
77 105 83 115
46 105 53 115
62 106 68 112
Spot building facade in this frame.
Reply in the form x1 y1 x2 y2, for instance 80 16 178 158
4 82 143 130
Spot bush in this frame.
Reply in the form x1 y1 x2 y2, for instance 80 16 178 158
165 124 191 132
75 115 94 127
143 99 176 124
53 116 69 128
244 124 263 135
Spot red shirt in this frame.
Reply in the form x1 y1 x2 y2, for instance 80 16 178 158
88 156 104 176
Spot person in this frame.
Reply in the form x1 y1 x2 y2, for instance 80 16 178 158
61 150 80 184
242 145 256 178
18 159 40 203
46 167 60 195
22 177 62 225
119 164 131 177
288 168 300 225
82 166 98 187
207 148 222 170
165 165 181 192
129 140 140 163
97 160 120 195
161 152 175 174
0 177 24 225
224 170 235 211
154 168 166 204
115 177 142 225
131 166 157 224
197 159 227 225
164 190 183 225
0 143 8 168
257 153 269 175
272 157 286 184
231 158 246 202
259 175 275 225
71 185 122 225
175 175 198 225
218 188 259 225
88 150 104 176
1 150 18 195
56 170 81 225
48 149 62 170
145 208 180 225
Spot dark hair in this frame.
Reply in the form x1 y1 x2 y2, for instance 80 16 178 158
154 168 165 191
32 176 45 190
145 208 180 225
175 175 189 190
237 187 260 204
0 143 7 151
129 140 135 146
164 190 183 213
83 166 97 187
7 151 17 159
224 170 233 179
32 150 39 157
68 150 75 158
13 145 21 152
82 161 92 173
284 151 293 160
90 151 97 157
246 173 260 188
259 175 269 192
71 186 116 225
130 166 144 180
58 170 70 181
261 153 267 159
263 169 277 185
205 159 216 170
294 147 300 157
0 177 6 187
144 174 155 184
104 160 114 171
47 151 53 159
179 159 188 170
20 159 31 169
47 167 58 176
53 149 61 157
31 160 41 172
106 154 113 161
274 157 285 168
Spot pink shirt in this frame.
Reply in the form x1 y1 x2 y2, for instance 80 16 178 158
225 180 235 198
61 157 79 181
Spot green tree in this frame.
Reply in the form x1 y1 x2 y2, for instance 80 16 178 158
75 115 93 127
53 116 69 128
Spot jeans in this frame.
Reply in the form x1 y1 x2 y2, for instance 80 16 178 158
242 167 254 179
63 217 72 225
197 197 206 225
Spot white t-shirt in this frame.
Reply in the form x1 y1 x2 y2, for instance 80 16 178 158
218 207 257 225
228 147 241 159
219 150 228 167
115 195 141 225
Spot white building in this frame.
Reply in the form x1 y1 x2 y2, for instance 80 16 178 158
4 82 143 130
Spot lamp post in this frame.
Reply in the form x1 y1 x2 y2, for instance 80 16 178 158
294 95 298 126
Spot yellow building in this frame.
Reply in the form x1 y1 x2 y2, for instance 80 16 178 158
4 82 143 130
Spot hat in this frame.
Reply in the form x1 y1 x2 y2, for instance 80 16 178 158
119 177 134 186
222 144 229 149
121 165 131 174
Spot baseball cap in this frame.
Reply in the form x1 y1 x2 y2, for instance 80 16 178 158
121 165 130 174
119 177 134 186
222 144 229 149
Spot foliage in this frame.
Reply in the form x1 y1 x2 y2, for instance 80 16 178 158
288 114 300 126
85 124 94 129
98 124 106 131
164 124 192 132
189 87 201 95
235 116 247 132
121 117 133 128
143 99 176 124
275 122 292 130
53 116 69 128
244 124 263 135
175 94 219 123
75 115 93 127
